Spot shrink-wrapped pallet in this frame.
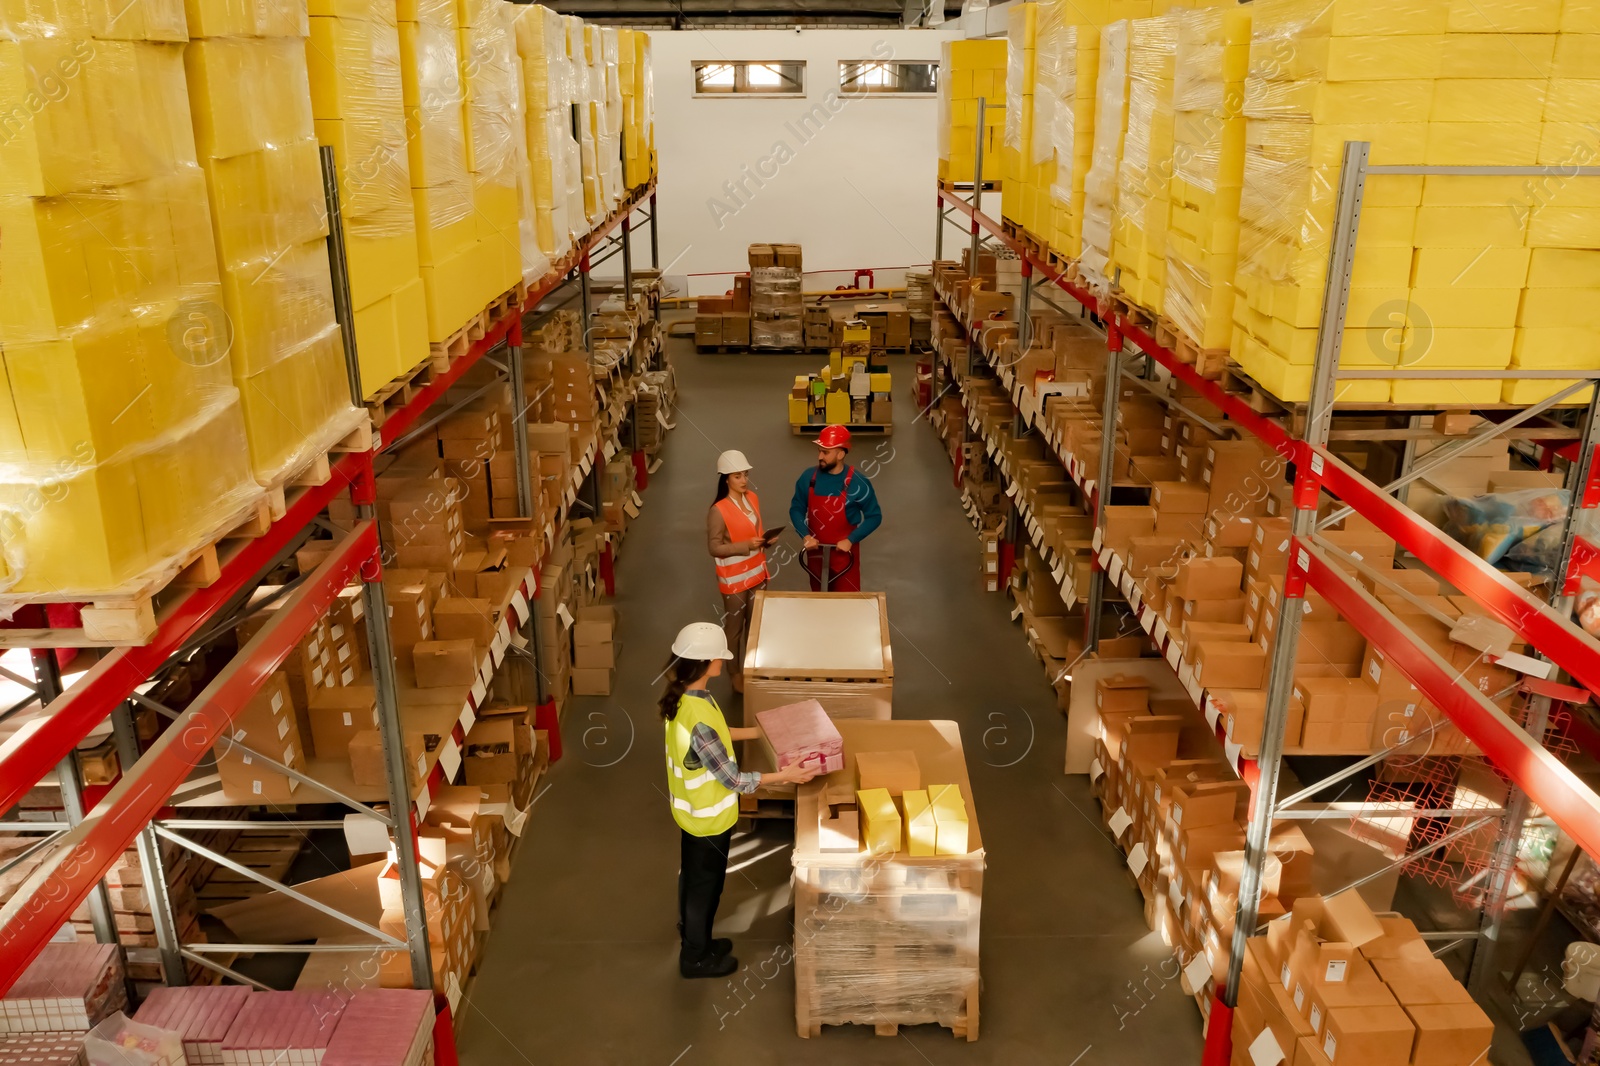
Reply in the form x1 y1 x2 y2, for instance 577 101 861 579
456 0 525 300
1109 13 1178 313
1046 18 1100 258
512 4 579 258
1001 1 1037 232
498 2 552 287
938 38 1007 184
306 0 431 395
0 0 265 599
1163 3 1251 352
1080 20 1131 289
187 0 364 482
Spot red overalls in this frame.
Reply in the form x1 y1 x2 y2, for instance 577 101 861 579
805 466 862 592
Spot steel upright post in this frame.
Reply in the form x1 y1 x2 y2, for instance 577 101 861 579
110 704 187 985
622 216 635 309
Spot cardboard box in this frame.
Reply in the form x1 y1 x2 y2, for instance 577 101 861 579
857 749 921 796
1173 557 1245 600
573 642 617 669
857 787 901 855
574 605 616 646
432 598 495 646
309 684 379 757
463 717 528 785
902 788 937 856
1401 1002 1492 1065
1193 640 1268 689
1320 1004 1414 1065
571 666 613 696
414 639 479 688
929 782 969 855
1096 675 1150 714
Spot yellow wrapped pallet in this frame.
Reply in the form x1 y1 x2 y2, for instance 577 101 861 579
1110 13 1179 313
598 27 625 209
512 3 580 258
498 1 553 288
306 0 430 396
1046 16 1099 258
399 0 479 343
187 2 364 487
1164 3 1251 353
619 28 655 189
938 37 1007 185
458 0 526 301
1080 20 1131 288
0 2 264 599
1001 2 1038 232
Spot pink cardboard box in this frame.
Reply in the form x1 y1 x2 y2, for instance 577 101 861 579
755 699 844 773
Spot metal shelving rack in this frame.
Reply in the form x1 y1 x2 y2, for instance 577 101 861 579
936 135 1600 1065
0 164 662 1043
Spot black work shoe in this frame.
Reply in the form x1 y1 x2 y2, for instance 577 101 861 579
680 953 738 979
710 937 733 958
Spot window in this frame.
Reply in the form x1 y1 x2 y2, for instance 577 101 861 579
693 61 806 96
839 60 939 95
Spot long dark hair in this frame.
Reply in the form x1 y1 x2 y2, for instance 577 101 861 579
659 656 712 720
714 473 730 503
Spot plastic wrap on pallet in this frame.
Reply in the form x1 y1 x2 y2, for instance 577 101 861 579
937 41 953 164
498 3 552 287
188 11 363 487
400 0 472 234
1162 4 1250 350
1047 21 1097 259
0 8 267 599
1079 20 1130 289
791 852 981 1030
457 0 523 298
511 3 577 257
1109 13 1177 315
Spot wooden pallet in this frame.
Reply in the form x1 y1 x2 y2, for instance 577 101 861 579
1111 292 1155 332
1156 316 1230 380
937 178 1001 194
260 414 372 520
797 989 979 1041
0 496 274 647
791 422 894 437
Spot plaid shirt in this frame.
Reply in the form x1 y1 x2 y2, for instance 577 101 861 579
685 689 761 794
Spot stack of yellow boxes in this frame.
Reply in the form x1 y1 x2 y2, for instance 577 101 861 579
1506 2 1598 405
1163 3 1252 353
0 0 262 595
937 38 1007 184
568 16 599 229
1001 2 1038 232
598 27 625 211
1080 20 1132 286
498 2 553 288
306 0 429 398
1109 14 1179 312
618 28 656 190
305 0 428 393
457 0 524 303
400 0 479 343
1229 0 1600 405
187 0 360 485
512 4 578 258
1045 14 1101 258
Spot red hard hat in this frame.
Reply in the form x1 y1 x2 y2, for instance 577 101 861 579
816 424 852 450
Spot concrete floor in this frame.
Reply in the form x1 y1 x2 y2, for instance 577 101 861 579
457 322 1207 1064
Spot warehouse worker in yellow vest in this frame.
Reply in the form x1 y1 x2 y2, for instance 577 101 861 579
661 622 818 978
707 450 777 693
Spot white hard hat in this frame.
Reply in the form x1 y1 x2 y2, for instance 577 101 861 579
716 450 753 475
671 622 734 661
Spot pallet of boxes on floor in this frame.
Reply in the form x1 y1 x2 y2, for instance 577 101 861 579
785 320 895 435
921 231 1561 1055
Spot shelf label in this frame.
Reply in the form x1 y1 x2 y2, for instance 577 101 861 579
471 677 488 706
1108 555 1123 587
1248 1029 1285 1066
1128 842 1148 878
1204 695 1221 731
1108 807 1132 837
1166 642 1182 670
1183 954 1212 995
1152 617 1168 645
459 703 476 735
1225 738 1243 766
1089 757 1104 782
512 589 530 625
440 739 462 780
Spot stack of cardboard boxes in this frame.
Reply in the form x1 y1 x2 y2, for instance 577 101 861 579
572 605 618 696
750 243 804 349
1230 892 1493 1066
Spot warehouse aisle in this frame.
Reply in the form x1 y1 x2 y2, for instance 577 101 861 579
459 316 1205 1065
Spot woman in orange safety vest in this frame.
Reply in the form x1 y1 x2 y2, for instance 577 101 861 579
707 450 772 692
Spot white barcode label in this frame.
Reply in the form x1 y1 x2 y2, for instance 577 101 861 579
343 712 353 727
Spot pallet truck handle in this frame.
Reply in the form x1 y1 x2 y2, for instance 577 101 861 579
799 543 857 592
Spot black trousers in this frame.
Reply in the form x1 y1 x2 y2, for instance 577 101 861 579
678 826 733 962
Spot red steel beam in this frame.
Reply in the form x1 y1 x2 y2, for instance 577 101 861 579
0 524 380 991
1303 542 1600 861
1314 450 1600 698
0 453 369 816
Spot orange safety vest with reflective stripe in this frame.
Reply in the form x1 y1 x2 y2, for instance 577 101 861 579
713 492 768 595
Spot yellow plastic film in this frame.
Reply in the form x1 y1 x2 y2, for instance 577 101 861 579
400 18 472 235
497 0 551 285
1111 13 1178 310
459 2 518 190
1080 19 1131 289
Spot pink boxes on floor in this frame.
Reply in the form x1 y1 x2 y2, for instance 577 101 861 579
755 699 844 773
219 990 347 1066
322 990 434 1066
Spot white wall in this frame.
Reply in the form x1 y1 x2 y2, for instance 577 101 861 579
648 29 956 297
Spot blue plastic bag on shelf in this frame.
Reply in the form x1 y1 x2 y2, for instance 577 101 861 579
1440 488 1569 567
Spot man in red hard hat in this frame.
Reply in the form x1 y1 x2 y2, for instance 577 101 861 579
788 425 881 592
